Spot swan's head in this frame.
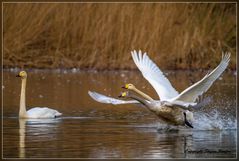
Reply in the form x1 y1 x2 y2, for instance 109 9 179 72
16 71 27 79
183 111 194 128
122 83 135 90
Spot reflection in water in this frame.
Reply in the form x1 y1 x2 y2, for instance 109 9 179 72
18 118 62 158
19 119 26 158
3 70 236 158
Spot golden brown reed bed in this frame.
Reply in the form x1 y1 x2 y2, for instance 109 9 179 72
3 3 236 70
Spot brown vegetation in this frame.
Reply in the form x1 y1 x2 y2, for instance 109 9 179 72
3 3 236 70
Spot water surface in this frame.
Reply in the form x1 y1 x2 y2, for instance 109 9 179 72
3 69 237 158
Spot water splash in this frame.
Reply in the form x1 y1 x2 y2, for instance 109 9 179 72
193 110 236 130
152 109 236 132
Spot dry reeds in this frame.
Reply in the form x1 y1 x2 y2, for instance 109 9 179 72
3 3 236 70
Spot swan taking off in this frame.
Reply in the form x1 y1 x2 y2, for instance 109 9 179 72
89 50 230 108
88 51 230 127
89 51 230 128
16 71 62 119
119 91 194 128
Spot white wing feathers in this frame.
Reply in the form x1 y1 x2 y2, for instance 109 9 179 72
131 50 179 101
171 52 230 103
88 91 139 105
89 50 230 109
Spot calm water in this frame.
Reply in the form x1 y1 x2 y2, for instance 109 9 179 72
2 69 237 158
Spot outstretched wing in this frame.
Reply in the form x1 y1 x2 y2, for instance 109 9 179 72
131 50 179 101
171 52 230 103
88 91 139 105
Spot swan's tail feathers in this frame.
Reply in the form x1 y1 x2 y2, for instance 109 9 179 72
55 111 62 117
47 108 62 118
88 91 139 105
190 96 213 110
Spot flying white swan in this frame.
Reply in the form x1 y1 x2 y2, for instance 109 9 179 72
16 71 62 119
119 91 194 128
90 82 195 128
89 50 230 109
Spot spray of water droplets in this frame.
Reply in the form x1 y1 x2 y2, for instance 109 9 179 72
193 109 236 130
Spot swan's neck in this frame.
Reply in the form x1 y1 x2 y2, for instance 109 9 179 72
128 94 150 107
19 78 27 118
129 94 159 113
132 87 154 101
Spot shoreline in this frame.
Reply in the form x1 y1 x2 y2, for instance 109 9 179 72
3 67 237 74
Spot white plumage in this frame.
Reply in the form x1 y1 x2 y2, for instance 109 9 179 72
88 50 230 128
170 52 230 104
89 50 230 110
26 107 62 118
17 71 62 119
131 50 179 101
88 91 138 105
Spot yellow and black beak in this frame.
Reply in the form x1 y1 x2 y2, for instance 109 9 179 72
118 92 127 98
121 84 128 89
16 74 21 77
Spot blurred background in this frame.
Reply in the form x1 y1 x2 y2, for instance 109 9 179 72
3 3 236 70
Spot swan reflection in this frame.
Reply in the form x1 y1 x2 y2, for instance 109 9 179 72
18 118 61 158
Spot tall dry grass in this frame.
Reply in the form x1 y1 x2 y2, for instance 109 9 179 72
3 3 236 70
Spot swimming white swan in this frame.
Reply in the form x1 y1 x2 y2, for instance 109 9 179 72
16 71 62 119
119 91 194 128
89 50 230 109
